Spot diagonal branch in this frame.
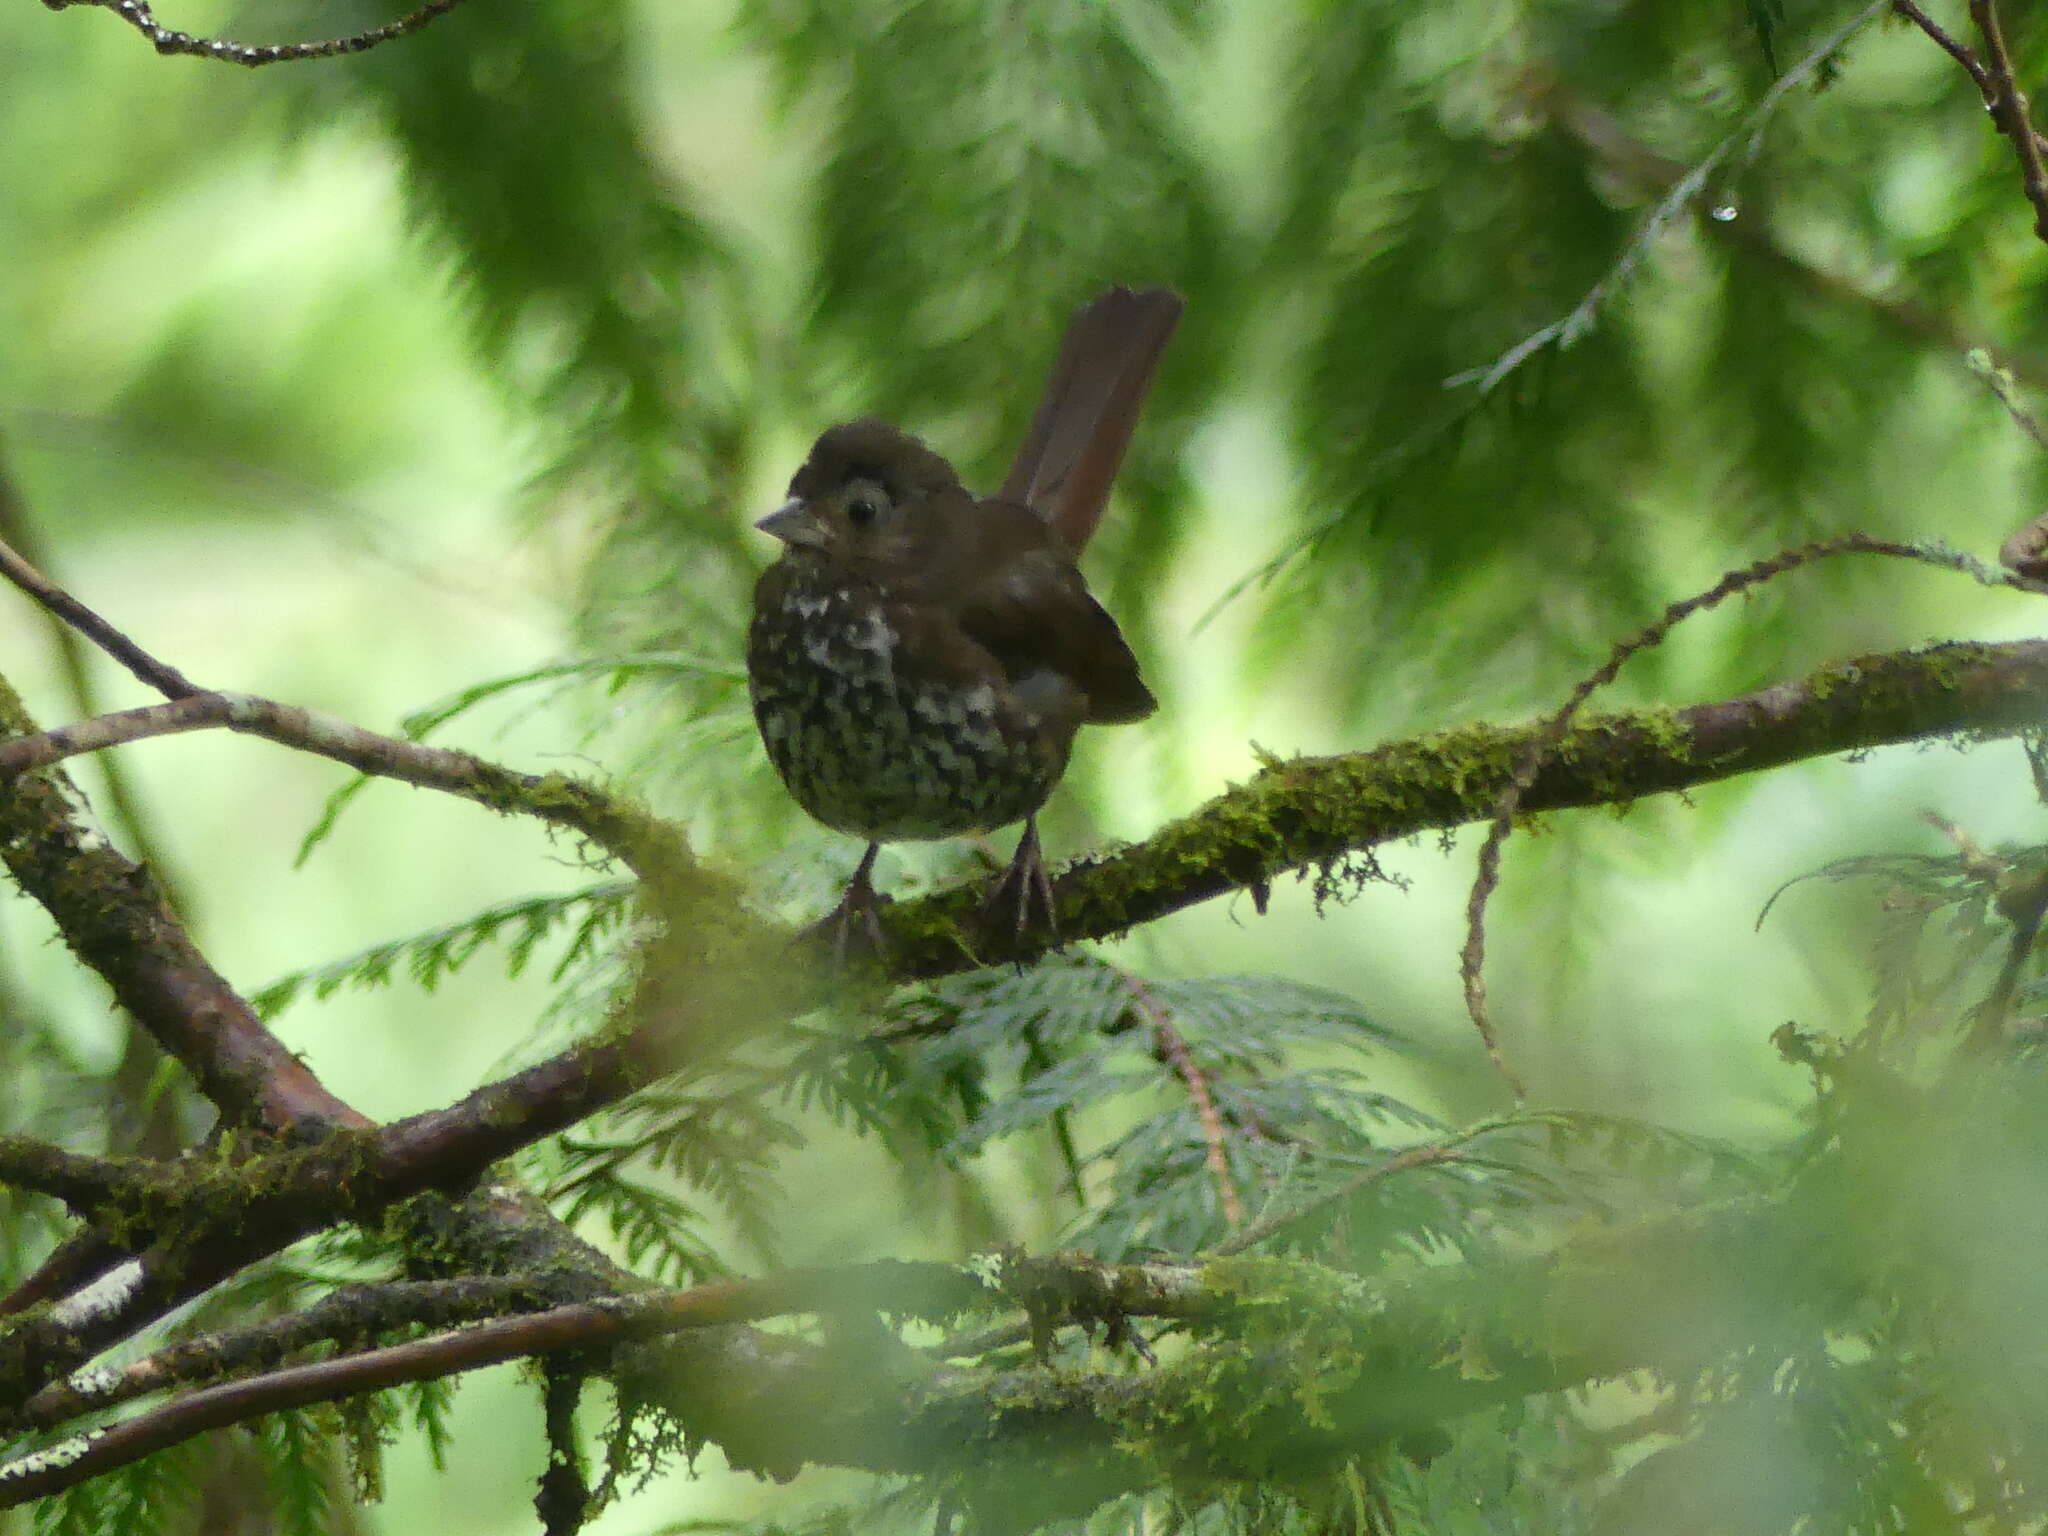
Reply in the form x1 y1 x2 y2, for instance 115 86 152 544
0 679 362 1137
1969 0 2048 243
1898 0 2048 243
1894 0 1997 96
0 536 198 699
0 689 681 877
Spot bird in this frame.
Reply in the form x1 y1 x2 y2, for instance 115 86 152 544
747 286 1181 950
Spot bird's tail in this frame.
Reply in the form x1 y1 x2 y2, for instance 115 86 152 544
999 286 1183 553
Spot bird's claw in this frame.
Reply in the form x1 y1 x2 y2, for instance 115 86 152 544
802 843 890 964
983 819 1060 947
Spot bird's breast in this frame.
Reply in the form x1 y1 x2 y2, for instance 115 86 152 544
747 565 1072 841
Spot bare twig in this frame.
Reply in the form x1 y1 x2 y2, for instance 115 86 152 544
40 0 473 67
0 537 198 699
1893 0 1996 95
1969 349 2048 453
0 531 689 877
1460 536 1977 1101
1970 0 2048 243
1897 1 2048 241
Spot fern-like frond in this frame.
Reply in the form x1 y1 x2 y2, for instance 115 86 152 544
251 882 635 1019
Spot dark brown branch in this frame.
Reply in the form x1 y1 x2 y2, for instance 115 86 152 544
16 1276 574 1433
0 682 361 1137
0 538 197 699
1970 0 2048 243
40 0 473 66
0 1138 145 1215
1894 0 1996 95
0 1254 1216 1505
1900 0 2048 242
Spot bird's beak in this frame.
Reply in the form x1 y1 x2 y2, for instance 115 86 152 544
755 497 827 549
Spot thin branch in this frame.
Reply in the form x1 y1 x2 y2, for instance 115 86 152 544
0 684 688 876
1969 349 2048 453
0 537 197 699
1553 91 2048 390
40 0 474 67
1893 0 1995 95
16 1276 573 1433
0 688 679 879
0 536 686 881
1970 0 2048 243
1459 535 1978 1101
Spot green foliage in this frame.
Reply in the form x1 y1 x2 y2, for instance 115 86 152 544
32 1437 206 1536
534 1080 804 1282
16 0 2048 1531
259 1407 345 1536
251 881 635 1019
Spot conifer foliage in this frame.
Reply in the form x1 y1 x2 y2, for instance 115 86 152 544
5 2 2048 1533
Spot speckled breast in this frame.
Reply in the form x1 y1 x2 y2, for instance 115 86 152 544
747 567 1067 842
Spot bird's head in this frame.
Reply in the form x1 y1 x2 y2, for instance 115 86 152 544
756 420 966 568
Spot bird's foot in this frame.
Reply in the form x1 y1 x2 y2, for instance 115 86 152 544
983 819 1060 947
802 843 890 963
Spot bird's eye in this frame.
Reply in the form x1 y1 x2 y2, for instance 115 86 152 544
846 497 880 527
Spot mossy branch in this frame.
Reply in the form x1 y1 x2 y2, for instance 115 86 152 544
876 638 2048 971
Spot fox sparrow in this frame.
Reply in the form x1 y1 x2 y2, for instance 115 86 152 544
748 286 1181 944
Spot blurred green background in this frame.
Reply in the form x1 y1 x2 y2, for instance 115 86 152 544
3 0 2047 1529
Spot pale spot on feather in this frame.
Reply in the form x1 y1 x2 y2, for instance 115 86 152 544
848 611 896 654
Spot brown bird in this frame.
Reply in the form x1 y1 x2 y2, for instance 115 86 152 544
747 286 1181 947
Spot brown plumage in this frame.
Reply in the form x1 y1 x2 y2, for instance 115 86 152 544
747 287 1181 944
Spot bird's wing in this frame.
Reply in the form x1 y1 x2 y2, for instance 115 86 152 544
954 524 1156 726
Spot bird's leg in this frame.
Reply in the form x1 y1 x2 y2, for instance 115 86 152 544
805 841 888 961
984 816 1059 945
